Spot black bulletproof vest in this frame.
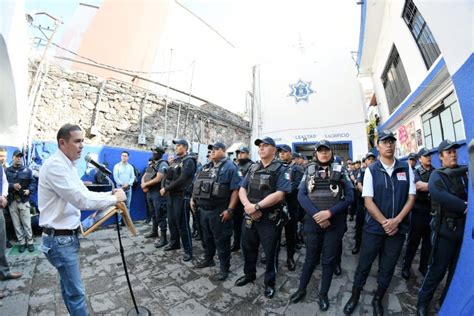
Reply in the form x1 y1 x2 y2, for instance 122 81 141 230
193 159 230 206
433 166 468 219
247 160 282 204
306 163 343 210
414 166 434 207
165 155 194 188
238 160 254 177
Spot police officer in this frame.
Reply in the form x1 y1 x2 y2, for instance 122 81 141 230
417 140 468 316
235 137 291 298
191 142 240 281
408 152 418 170
160 139 196 261
6 150 36 253
231 146 254 252
290 140 353 310
344 130 415 316
188 152 202 240
402 148 434 279
142 146 169 248
277 144 304 271
352 152 376 254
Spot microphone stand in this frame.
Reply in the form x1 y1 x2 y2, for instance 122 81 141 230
105 173 151 316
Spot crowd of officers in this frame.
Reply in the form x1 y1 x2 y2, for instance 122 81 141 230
139 131 468 316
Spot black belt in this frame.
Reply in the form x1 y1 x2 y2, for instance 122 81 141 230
43 227 81 236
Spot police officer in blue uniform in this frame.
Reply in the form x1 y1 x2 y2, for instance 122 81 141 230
417 140 468 316
191 142 240 281
353 152 377 254
231 146 254 252
402 147 434 279
235 137 291 298
277 144 304 271
142 146 169 248
290 140 353 310
344 130 416 316
160 139 196 262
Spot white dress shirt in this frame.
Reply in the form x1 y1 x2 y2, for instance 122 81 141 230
39 150 117 229
1 168 8 197
362 160 416 198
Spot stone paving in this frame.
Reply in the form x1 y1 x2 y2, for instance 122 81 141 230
1 221 443 315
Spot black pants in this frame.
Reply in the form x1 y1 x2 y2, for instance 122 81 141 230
241 215 280 286
167 194 193 255
232 202 244 247
199 206 233 271
403 210 432 273
283 196 299 259
353 231 405 290
354 201 365 248
418 221 463 305
299 221 346 294
148 190 167 233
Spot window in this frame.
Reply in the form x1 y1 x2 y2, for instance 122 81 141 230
421 92 465 149
381 45 411 114
402 0 441 69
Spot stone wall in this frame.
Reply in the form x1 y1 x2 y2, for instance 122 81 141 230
32 64 251 149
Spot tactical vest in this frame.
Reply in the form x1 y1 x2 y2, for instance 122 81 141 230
414 166 433 206
238 160 253 177
247 160 282 205
305 162 344 211
432 166 468 219
193 159 230 206
145 159 167 189
165 155 195 188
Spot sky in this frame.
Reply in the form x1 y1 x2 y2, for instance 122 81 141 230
24 0 362 114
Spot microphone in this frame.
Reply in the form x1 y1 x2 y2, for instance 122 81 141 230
85 153 112 176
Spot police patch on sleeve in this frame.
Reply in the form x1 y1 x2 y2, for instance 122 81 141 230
285 171 291 180
238 170 243 177
396 172 407 181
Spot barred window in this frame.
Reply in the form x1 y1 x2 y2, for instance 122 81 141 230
381 45 411 114
402 0 441 69
421 92 465 149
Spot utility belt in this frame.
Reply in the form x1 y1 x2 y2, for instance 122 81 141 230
42 227 81 236
244 205 283 228
199 203 227 211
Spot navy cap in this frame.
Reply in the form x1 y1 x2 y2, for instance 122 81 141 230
172 139 189 147
365 152 376 160
355 160 361 164
236 146 249 154
408 152 418 160
189 152 199 157
12 149 23 157
418 148 431 157
438 139 460 153
208 141 226 150
315 140 331 151
277 144 292 152
378 130 397 142
292 152 300 159
254 137 276 147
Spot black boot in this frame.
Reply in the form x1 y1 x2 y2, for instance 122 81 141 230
290 289 306 304
416 304 429 316
154 231 168 248
318 293 329 311
372 287 386 316
343 286 362 315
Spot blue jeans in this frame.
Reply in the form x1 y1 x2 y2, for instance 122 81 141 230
118 187 132 223
41 233 88 316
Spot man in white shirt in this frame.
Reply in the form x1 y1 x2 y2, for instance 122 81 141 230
39 124 126 316
113 151 135 221
344 130 416 316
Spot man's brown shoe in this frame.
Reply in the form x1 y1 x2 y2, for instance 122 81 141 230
1 272 22 280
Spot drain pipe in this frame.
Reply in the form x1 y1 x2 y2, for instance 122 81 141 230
90 79 107 136
164 48 173 141
176 60 195 138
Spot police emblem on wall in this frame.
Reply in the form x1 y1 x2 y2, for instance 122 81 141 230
288 79 314 103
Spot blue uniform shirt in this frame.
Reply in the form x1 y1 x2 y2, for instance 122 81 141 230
210 157 241 191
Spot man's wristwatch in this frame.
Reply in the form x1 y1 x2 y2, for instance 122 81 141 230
226 208 234 215
255 203 261 211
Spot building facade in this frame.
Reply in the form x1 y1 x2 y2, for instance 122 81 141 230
357 1 473 314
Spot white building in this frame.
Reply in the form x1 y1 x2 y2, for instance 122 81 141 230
251 50 368 161
358 0 470 164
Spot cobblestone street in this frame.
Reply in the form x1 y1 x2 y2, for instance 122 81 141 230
2 221 440 315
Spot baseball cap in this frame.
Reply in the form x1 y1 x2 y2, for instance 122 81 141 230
151 146 166 153
438 139 460 153
408 152 418 160
236 146 249 154
208 141 226 150
254 137 276 147
12 149 23 157
277 144 292 152
365 152 376 160
172 139 189 147
377 130 397 142
315 140 331 151
417 148 431 157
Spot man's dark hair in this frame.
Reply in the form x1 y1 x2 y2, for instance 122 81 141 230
121 151 129 156
57 124 82 147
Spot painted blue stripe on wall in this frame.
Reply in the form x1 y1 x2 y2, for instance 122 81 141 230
378 57 446 132
357 1 367 66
